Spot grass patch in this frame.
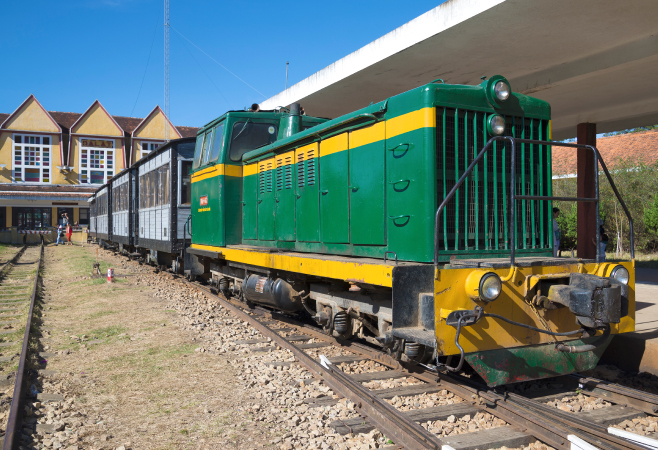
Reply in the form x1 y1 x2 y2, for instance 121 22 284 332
87 310 118 320
88 325 128 340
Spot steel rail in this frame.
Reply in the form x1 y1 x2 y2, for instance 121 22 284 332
190 287 584 449
184 281 443 450
173 275 650 449
569 374 658 415
233 304 649 450
3 244 43 450
0 246 27 277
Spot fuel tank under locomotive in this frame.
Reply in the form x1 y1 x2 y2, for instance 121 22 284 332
242 275 304 313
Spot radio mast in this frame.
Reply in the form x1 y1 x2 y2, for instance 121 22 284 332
164 0 170 142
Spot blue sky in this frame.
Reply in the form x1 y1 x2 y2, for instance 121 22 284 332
1 1 442 128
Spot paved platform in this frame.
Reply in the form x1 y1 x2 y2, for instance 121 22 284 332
601 268 658 374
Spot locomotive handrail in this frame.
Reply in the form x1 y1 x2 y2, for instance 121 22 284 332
184 214 192 238
433 137 635 267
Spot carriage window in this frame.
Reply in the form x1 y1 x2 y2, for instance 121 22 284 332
192 134 205 169
161 165 170 205
209 123 225 162
229 121 278 162
180 161 192 205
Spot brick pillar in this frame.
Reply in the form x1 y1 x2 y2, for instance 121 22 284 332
577 123 597 259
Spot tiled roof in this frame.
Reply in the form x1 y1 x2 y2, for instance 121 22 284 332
0 184 97 193
0 184 96 200
553 130 658 176
177 126 200 138
47 111 80 131
0 110 199 137
113 116 143 134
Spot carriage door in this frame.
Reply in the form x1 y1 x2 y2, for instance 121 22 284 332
349 122 386 245
257 158 275 241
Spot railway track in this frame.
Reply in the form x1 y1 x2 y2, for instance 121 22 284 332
97 245 658 449
0 245 43 449
176 277 658 450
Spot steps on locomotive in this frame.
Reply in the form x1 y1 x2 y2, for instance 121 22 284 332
449 256 595 268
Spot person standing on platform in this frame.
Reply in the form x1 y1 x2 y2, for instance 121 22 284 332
66 223 73 245
552 208 561 258
56 225 64 246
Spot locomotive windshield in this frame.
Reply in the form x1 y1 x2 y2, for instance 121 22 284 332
229 121 278 162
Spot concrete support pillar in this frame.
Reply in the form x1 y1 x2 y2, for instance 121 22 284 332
577 123 597 259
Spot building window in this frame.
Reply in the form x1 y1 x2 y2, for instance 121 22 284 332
13 207 52 229
13 134 51 183
140 141 162 159
80 139 114 184
79 208 89 226
0 207 6 229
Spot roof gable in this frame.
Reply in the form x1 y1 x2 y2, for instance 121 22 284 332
1 95 61 133
71 100 124 137
132 106 182 139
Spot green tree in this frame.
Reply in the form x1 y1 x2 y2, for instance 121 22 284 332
644 193 658 238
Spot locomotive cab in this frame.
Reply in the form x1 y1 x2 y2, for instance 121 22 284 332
189 107 327 249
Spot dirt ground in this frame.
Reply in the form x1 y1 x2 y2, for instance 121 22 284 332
29 244 275 449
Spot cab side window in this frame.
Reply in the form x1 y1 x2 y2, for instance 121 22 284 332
229 121 278 162
209 123 225 162
201 130 214 165
192 134 205 169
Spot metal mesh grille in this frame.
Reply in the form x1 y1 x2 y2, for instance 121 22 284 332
437 108 551 255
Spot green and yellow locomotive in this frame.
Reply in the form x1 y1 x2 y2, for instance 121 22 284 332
187 76 635 385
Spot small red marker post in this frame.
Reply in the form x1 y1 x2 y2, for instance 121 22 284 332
107 268 114 283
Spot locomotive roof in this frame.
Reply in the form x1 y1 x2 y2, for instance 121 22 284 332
242 78 550 163
197 109 329 136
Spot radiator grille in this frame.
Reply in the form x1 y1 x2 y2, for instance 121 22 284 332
436 108 551 255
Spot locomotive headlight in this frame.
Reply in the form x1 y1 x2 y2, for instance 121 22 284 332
479 273 502 302
493 81 510 101
610 265 630 285
487 115 506 136
465 271 502 302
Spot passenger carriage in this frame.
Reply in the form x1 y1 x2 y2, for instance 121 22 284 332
133 137 196 272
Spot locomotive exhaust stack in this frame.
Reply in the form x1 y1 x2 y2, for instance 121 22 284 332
281 102 302 138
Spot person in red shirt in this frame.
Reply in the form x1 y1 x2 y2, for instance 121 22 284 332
66 223 73 245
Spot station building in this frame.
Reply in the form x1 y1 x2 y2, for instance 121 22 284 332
0 95 198 243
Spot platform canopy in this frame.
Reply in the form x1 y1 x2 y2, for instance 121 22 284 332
260 0 658 140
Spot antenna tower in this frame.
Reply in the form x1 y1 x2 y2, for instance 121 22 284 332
164 0 170 141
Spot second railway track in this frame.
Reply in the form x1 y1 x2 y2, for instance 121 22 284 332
0 244 43 449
